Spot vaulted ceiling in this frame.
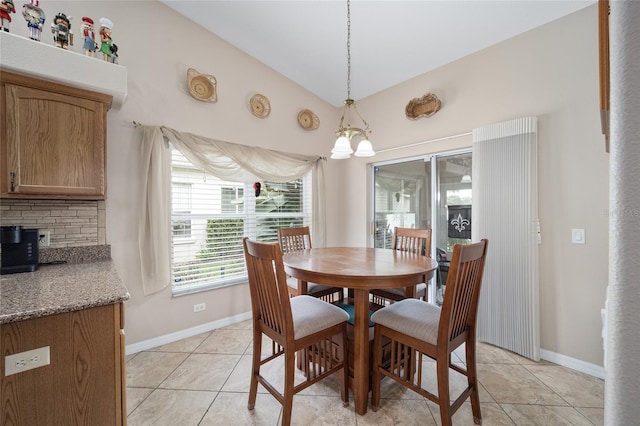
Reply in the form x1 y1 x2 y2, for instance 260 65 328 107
162 1 594 106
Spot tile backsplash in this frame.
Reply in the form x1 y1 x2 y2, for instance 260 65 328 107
0 199 106 248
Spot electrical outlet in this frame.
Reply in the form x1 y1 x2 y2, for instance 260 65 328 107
5 346 50 376
38 230 50 247
193 303 206 313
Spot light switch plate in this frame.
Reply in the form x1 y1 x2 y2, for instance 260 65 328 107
571 228 585 244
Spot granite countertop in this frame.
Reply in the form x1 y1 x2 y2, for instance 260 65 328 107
0 260 130 324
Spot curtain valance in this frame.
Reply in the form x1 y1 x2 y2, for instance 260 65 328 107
160 126 319 182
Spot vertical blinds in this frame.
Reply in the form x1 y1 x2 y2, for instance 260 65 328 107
473 116 540 361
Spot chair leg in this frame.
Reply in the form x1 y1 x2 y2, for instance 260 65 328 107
436 354 452 426
370 327 382 411
282 350 296 426
466 340 482 425
248 330 262 410
340 329 349 406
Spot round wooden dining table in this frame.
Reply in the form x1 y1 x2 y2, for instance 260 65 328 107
282 247 438 415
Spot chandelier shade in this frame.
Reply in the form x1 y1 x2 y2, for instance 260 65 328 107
354 139 375 157
331 135 353 159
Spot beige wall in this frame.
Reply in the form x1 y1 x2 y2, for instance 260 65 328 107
331 5 608 366
28 1 338 345
24 2 607 367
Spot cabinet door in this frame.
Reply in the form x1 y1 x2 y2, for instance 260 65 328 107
4 83 106 198
117 302 127 424
0 304 124 425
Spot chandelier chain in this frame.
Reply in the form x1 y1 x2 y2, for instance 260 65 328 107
346 0 351 100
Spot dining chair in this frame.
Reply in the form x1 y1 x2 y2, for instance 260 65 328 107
370 239 488 426
277 226 344 303
242 237 349 426
370 227 432 305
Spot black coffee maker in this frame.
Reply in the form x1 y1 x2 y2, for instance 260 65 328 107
0 226 39 274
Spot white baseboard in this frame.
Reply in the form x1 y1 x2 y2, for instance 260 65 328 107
125 311 252 355
540 349 605 380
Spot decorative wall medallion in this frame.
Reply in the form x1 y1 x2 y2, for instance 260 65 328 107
405 93 441 120
250 94 271 118
297 109 320 130
187 68 218 103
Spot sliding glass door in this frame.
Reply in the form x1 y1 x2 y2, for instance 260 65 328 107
371 150 472 304
433 152 472 304
372 158 431 249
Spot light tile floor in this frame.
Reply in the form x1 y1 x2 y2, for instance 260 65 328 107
126 320 604 425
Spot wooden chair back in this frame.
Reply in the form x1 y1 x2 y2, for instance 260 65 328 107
277 226 343 302
393 227 432 257
278 226 312 253
369 227 432 304
438 239 488 346
243 237 293 342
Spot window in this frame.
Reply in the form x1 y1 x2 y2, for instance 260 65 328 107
172 183 192 239
221 187 244 213
170 149 312 295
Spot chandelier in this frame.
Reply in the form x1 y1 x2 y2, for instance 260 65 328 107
331 0 375 159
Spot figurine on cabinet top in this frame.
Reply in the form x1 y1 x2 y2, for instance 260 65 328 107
0 0 16 32
109 43 118 64
98 17 113 62
51 12 72 49
80 16 97 56
22 0 45 41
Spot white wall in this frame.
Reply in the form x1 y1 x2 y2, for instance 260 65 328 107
20 2 607 367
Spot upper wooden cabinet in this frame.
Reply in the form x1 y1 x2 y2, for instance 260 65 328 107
0 71 112 199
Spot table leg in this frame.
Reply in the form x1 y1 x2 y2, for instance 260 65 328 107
296 280 309 370
405 285 416 298
297 279 308 295
353 288 370 415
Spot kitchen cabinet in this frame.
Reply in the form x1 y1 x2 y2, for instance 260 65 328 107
0 71 112 199
1 302 126 425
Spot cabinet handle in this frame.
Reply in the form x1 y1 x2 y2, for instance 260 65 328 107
10 171 15 192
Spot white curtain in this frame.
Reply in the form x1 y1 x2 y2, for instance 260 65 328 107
137 125 326 296
473 116 540 360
